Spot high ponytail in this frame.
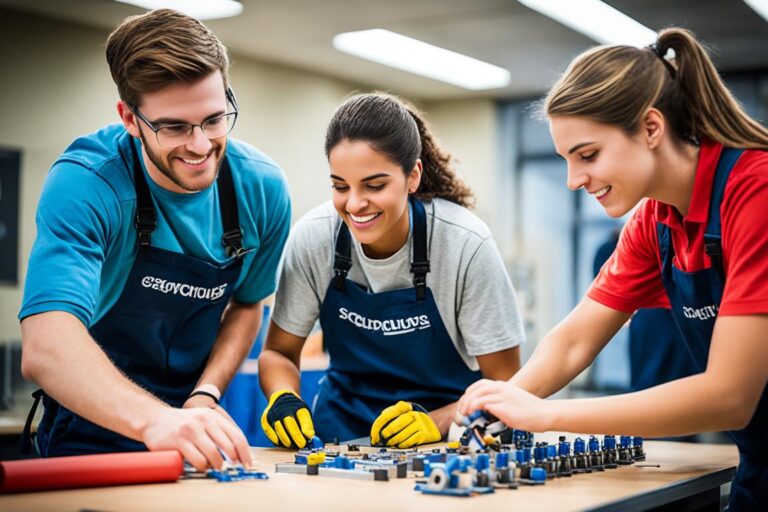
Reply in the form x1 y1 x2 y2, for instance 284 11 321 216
544 27 768 150
325 92 474 208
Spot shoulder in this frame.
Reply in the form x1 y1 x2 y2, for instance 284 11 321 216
226 138 288 190
428 198 492 243
289 201 338 248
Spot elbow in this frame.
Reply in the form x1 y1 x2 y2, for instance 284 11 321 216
20 339 42 383
726 398 758 431
712 384 759 431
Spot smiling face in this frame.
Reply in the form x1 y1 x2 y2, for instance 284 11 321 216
328 139 422 259
549 115 657 218
119 71 229 193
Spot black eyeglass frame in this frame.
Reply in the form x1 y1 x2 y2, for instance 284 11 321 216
130 87 239 147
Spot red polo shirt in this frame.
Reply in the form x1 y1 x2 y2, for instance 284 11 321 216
588 139 768 316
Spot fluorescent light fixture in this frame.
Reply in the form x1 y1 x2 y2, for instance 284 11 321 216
115 0 242 20
332 29 511 90
743 0 768 22
519 0 657 47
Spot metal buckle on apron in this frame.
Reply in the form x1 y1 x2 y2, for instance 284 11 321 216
222 229 245 258
411 261 430 300
20 389 46 454
134 207 157 247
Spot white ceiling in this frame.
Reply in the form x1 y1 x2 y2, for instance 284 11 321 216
2 0 767 100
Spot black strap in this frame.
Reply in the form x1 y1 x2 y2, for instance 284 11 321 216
188 390 220 405
217 157 244 258
332 196 430 300
127 137 243 258
20 389 46 455
703 147 744 281
128 139 156 249
333 222 353 292
409 196 430 301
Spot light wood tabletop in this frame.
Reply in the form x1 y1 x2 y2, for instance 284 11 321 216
0 435 739 512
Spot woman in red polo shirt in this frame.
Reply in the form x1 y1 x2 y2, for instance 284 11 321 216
458 27 768 510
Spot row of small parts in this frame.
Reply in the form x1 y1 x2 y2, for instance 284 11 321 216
294 451 410 478
524 435 646 479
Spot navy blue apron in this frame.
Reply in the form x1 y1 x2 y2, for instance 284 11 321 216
313 197 482 443
657 147 768 509
21 139 245 456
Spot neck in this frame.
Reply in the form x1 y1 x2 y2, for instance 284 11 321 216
648 138 700 216
362 205 410 259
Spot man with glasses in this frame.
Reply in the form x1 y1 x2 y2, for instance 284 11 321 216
18 9 290 471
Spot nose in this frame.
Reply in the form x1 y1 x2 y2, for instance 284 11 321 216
185 125 213 155
346 188 369 212
566 163 589 191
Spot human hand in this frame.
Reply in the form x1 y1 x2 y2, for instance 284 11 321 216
456 379 553 433
261 390 315 449
142 406 252 472
370 401 441 448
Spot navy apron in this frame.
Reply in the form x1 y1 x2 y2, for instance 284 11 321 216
657 147 768 509
21 139 245 456
313 197 482 443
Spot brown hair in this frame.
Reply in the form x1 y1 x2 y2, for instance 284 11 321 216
325 92 475 208
543 27 768 149
106 9 230 105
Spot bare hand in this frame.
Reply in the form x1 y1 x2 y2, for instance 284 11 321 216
456 379 554 433
142 407 252 472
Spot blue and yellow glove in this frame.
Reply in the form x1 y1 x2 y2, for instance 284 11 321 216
261 390 315 449
370 401 441 448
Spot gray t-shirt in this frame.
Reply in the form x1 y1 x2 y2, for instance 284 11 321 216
272 198 525 371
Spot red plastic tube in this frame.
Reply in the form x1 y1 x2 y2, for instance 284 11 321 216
0 451 183 493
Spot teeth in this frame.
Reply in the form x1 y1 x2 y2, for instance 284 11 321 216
349 212 380 223
181 155 207 165
594 186 611 198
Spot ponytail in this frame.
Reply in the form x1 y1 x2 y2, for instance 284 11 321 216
544 27 768 150
325 92 474 208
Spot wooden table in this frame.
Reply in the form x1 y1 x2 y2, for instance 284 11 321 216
0 437 739 512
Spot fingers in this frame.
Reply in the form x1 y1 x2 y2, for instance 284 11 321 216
296 408 315 439
274 421 292 448
387 421 420 447
371 401 412 444
178 440 209 473
283 416 307 448
380 412 416 440
458 381 505 416
215 405 236 424
210 413 252 467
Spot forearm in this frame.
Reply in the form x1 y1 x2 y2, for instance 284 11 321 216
195 300 263 394
546 373 749 436
258 321 307 398
430 401 458 437
21 311 168 441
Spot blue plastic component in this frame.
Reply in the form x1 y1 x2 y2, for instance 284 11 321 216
475 453 490 472
521 446 531 463
534 444 545 462
423 460 432 477
529 467 547 482
620 435 632 449
574 437 586 454
496 451 509 468
458 456 473 472
208 467 269 483
309 436 324 450
546 445 557 459
604 435 616 450
515 450 525 465
633 436 644 447
428 452 445 463
558 440 571 457
333 455 353 469
588 435 600 452
294 453 308 464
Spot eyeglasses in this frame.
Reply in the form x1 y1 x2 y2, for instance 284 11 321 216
130 87 239 148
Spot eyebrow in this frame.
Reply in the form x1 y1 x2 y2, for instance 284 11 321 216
568 142 596 154
150 110 227 125
329 173 390 183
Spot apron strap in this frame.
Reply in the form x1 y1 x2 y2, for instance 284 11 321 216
333 222 353 292
127 139 157 250
409 196 430 301
20 388 46 455
703 147 744 281
217 157 245 258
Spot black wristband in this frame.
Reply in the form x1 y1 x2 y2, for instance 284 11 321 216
188 390 220 404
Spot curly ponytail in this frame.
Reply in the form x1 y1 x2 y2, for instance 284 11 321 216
325 92 475 208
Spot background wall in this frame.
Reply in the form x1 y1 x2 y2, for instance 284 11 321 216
0 8 499 342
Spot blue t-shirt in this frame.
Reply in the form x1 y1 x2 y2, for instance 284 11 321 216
20 124 291 327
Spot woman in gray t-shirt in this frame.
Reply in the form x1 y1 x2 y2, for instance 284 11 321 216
259 93 526 449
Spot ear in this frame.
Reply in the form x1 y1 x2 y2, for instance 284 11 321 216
117 101 141 138
642 108 665 150
408 159 423 194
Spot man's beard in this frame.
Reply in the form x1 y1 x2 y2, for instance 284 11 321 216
139 132 223 192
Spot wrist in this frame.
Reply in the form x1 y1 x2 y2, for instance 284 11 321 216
191 383 221 401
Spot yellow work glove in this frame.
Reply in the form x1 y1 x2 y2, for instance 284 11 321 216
261 390 315 449
370 401 441 448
